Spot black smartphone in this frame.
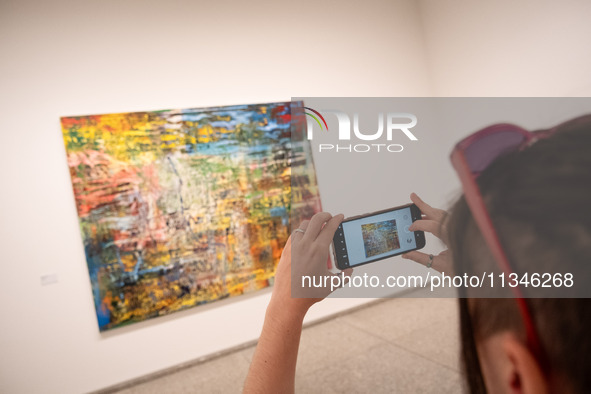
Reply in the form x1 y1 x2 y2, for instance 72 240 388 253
332 203 426 270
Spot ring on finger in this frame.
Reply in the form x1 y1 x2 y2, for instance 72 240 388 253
427 254 434 269
294 228 305 234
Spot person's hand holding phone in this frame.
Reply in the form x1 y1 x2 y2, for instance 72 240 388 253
245 212 352 393
268 212 352 320
402 193 453 275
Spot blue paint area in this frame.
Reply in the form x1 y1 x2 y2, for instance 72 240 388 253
68 101 308 331
179 103 292 156
97 304 111 329
270 206 287 217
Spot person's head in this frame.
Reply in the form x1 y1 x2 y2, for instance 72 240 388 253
447 116 591 393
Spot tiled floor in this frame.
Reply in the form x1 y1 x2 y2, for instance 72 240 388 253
112 298 464 393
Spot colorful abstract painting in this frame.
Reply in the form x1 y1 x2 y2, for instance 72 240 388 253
61 102 320 331
361 220 400 258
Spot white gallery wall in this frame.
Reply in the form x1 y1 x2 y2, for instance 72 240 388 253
1 0 591 393
418 0 591 96
0 1 430 393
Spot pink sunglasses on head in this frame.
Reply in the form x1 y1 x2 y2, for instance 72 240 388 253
450 120 565 367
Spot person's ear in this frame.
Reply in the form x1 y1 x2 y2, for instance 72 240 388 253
501 332 548 394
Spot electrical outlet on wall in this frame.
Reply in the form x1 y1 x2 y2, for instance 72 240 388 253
40 273 59 286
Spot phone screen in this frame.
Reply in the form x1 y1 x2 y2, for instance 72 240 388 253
334 205 423 268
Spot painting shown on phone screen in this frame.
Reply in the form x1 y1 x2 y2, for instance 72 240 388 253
61 101 320 331
361 219 400 258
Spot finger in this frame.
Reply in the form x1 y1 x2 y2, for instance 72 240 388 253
401 251 432 267
315 214 344 246
402 251 446 273
291 220 310 240
410 192 437 218
410 193 445 221
401 250 429 265
409 219 442 239
302 212 332 242
299 220 310 231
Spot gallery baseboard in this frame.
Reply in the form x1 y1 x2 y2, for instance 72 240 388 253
91 297 394 393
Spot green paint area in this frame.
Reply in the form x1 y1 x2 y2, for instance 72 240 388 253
61 102 322 331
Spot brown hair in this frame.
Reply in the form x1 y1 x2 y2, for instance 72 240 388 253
446 116 591 393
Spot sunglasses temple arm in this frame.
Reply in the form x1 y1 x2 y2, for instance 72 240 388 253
450 150 546 366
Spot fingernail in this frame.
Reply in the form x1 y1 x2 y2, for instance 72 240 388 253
401 253 408 259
